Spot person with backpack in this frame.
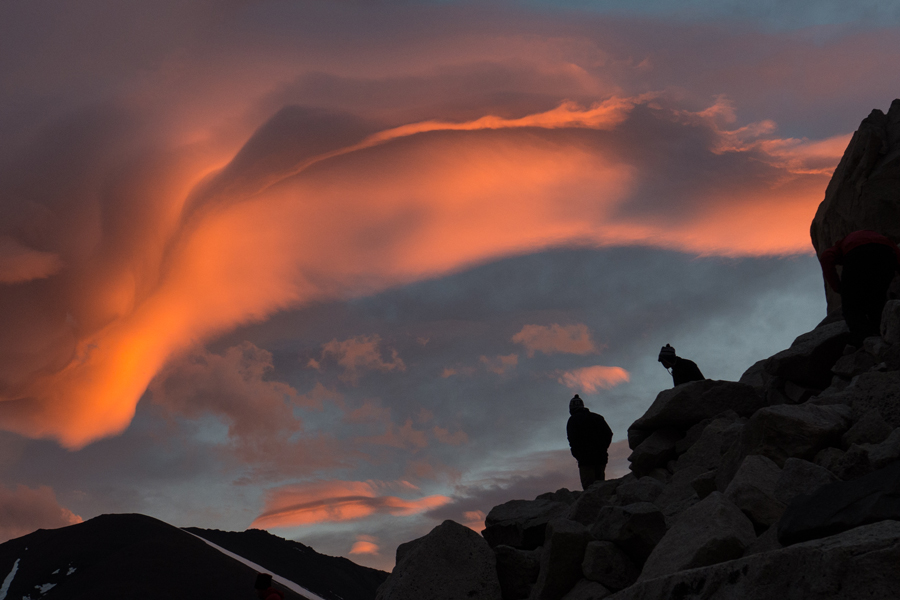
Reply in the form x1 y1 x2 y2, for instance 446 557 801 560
566 394 613 490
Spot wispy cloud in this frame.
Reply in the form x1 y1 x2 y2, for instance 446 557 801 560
512 323 599 357
558 365 630 392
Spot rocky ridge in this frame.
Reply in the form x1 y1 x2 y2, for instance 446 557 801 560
375 102 900 600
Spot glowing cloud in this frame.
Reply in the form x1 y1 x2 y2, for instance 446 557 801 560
480 354 519 375
251 480 452 529
0 485 82 543
349 535 380 555
558 365 630 392
512 324 598 357
320 335 406 384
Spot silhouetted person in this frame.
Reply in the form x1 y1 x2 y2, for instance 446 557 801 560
255 573 284 600
819 230 900 346
658 344 704 387
566 395 613 490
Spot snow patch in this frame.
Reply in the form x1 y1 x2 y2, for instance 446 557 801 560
38 583 56 593
66 567 76 575
0 559 20 600
185 532 327 600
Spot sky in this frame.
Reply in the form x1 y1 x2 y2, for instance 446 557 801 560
0 0 896 571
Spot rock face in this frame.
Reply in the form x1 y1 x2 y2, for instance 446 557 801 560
483 499 570 550
811 99 900 314
376 520 501 600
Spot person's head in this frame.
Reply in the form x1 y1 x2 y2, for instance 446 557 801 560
255 573 273 598
569 394 585 415
658 344 677 369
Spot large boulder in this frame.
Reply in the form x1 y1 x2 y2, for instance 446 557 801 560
739 403 852 467
638 492 756 582
376 520 501 600
821 371 900 428
762 322 852 389
529 519 591 600
627 430 681 477
609 521 900 599
590 503 666 566
581 541 639 592
723 455 786 529
842 408 893 447
613 477 664 506
774 458 839 506
627 381 764 448
810 99 900 314
483 499 570 550
674 415 744 472
560 580 611 600
778 459 900 546
567 479 624 526
654 465 707 523
494 545 541 600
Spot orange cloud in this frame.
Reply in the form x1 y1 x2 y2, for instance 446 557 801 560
251 480 451 529
512 323 598 357
0 484 82 543
462 510 486 532
480 354 519 375
320 335 406 384
0 237 63 284
558 365 630 392
349 535 380 555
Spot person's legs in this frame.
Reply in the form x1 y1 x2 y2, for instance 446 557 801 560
842 245 896 344
579 465 597 490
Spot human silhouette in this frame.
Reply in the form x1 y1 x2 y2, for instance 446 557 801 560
819 230 900 346
255 573 284 600
658 344 704 387
566 395 613 490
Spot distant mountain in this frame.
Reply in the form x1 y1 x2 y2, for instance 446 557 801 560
186 527 388 600
0 513 384 600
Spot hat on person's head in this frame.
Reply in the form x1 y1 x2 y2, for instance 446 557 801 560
569 394 584 412
255 573 273 590
658 344 676 363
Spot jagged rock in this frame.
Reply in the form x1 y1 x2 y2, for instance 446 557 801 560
724 455 787 529
627 429 682 476
674 417 712 454
376 520 501 600
674 415 744 472
742 523 782 557
638 492 756 582
494 545 540 600
560 579 610 600
581 541 639 592
483 499 570 550
612 521 900 600
822 371 900 428
814 446 845 475
536 489 581 505
567 479 625 526
690 470 718 500
831 348 878 379
832 444 873 480
627 381 764 448
864 427 900 469
738 359 769 390
740 403 852 467
778 459 900 546
654 465 706 523
811 99 900 313
590 503 666 566
842 408 893 447
774 458 839 506
643 468 670 484
530 519 591 600
613 477 664 506
763 321 852 389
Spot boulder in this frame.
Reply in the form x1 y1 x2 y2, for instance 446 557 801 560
530 519 591 600
567 479 624 526
811 99 900 313
864 427 900 469
494 545 540 600
536 489 581 505
831 348 878 380
740 403 852 467
690 470 718 500
825 371 900 428
628 381 764 447
774 458 839 506
674 415 744 472
654 465 706 523
724 455 787 529
627 429 682 477
581 541 639 592
763 321 851 389
638 492 756 582
814 446 846 475
842 408 893 447
590 503 666 566
376 520 501 600
610 521 900 600
613 477 664 506
742 523 782 557
483 499 570 550
560 579 610 600
778 459 900 546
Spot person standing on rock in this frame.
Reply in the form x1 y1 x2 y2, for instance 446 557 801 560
566 394 613 490
658 344 704 387
819 230 900 346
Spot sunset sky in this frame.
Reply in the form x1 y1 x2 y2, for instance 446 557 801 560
1 0 898 571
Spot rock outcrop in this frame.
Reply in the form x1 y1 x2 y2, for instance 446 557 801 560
375 101 900 600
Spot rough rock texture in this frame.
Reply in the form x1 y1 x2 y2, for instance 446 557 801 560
882 299 900 343
811 99 900 314
778 459 900 546
823 371 900 428
590 503 666 566
581 541 640 592
724 455 786 529
690 470 718 500
494 545 540 600
675 415 744 471
627 429 681 476
610 521 900 600
613 477 664 506
638 492 756 582
483 499 570 550
842 408 893 447
774 458 839 506
560 579 611 600
654 465 706 523
627 381 764 448
763 322 851 389
567 479 625 526
376 520 501 600
739 403 851 466
530 519 591 600
830 348 878 379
